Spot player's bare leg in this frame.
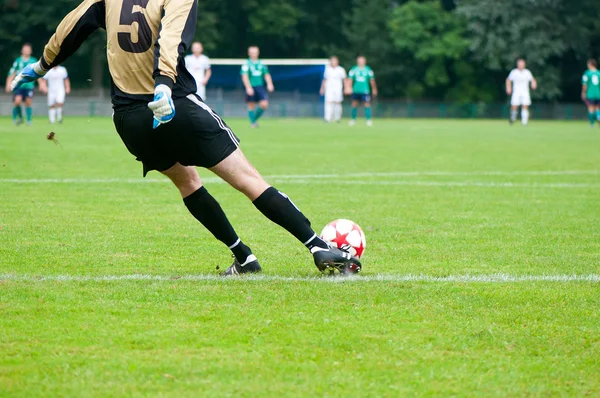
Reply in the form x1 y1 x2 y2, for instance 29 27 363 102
364 101 373 126
349 100 359 126
161 163 260 274
209 148 269 200
12 95 24 125
521 105 530 125
253 99 269 126
210 148 362 274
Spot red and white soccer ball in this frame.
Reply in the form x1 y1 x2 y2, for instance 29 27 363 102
320 219 366 259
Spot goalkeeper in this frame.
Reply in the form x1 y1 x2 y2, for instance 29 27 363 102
11 0 361 276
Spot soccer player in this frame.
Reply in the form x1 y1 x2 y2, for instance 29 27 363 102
11 0 360 276
320 56 346 123
43 66 70 124
241 46 274 128
346 56 377 127
5 44 42 126
184 42 211 100
581 58 600 127
506 58 537 126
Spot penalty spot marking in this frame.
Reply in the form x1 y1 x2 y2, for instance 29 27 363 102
1 274 598 283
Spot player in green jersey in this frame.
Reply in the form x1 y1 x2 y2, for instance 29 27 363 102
5 44 44 126
241 46 274 128
581 59 600 127
345 56 378 127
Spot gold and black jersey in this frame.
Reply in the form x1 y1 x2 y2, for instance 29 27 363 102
40 0 197 106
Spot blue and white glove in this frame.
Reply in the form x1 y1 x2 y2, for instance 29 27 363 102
148 85 176 129
10 61 46 91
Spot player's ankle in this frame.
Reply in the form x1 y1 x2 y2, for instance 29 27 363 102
305 234 328 251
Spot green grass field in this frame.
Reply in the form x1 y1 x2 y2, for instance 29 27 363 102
1 117 599 397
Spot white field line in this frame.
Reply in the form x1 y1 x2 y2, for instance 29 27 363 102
0 274 598 283
269 180 600 188
1 170 600 188
267 170 600 178
1 170 599 184
1 179 598 188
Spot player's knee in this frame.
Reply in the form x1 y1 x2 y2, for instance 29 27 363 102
162 164 203 198
227 165 268 198
237 175 270 201
259 101 268 110
211 150 269 200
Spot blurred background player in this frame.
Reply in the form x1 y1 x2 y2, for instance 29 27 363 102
5 43 44 126
581 58 600 127
184 42 211 101
320 56 346 123
346 56 377 127
506 58 537 126
43 66 70 124
241 46 274 128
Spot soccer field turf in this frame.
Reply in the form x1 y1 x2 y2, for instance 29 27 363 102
1 117 599 397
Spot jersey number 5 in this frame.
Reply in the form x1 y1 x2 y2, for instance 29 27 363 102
118 0 152 54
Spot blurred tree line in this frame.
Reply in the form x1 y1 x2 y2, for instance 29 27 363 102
1 0 599 102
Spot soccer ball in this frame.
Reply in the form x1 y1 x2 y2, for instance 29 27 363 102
320 219 366 259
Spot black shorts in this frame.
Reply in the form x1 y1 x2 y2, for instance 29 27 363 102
113 94 239 176
351 93 371 103
14 88 34 100
586 99 600 106
246 86 269 103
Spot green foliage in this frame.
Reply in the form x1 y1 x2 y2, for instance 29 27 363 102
1 0 600 101
388 0 471 99
342 0 407 97
457 0 600 100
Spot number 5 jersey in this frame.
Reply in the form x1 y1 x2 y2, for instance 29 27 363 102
40 0 197 106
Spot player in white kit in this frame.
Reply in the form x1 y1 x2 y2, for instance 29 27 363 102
320 56 347 123
184 42 211 100
42 66 70 124
506 59 537 125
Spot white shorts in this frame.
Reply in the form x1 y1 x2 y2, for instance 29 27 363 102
48 91 66 106
196 85 206 101
325 89 343 103
511 92 531 106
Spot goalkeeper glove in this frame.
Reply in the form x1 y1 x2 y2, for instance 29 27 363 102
148 84 176 129
10 61 46 91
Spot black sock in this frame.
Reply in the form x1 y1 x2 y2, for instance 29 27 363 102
184 187 252 263
253 187 329 251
